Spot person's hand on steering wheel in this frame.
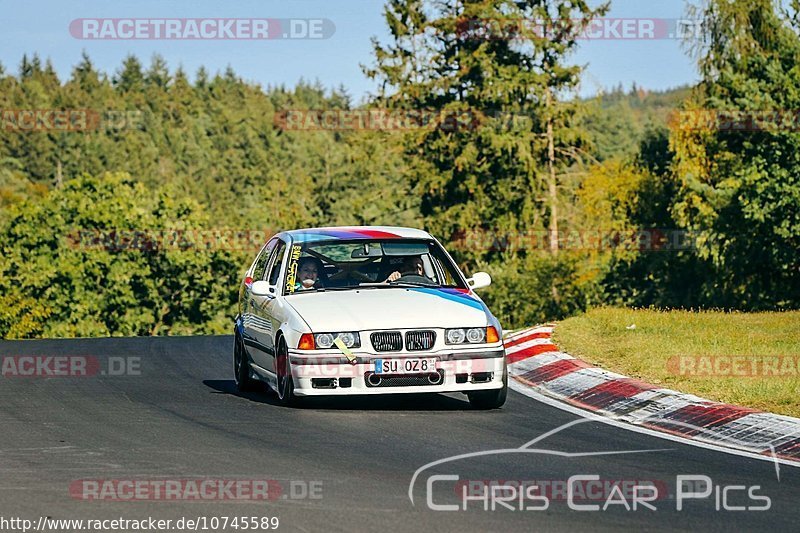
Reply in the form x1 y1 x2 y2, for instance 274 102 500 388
385 271 402 282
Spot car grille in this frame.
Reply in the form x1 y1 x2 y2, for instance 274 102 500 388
371 331 403 352
364 370 445 388
405 330 436 351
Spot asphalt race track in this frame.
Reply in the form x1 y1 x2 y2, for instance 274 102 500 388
1 336 797 532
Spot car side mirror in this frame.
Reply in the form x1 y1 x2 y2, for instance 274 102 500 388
251 280 277 297
467 272 491 290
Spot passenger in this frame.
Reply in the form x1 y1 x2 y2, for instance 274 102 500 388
296 257 324 290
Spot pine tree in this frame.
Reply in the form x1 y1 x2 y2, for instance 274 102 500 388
19 54 32 79
195 66 209 90
113 55 145 93
365 0 608 254
70 51 101 93
145 54 171 88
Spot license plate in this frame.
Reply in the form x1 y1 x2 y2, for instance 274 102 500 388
374 358 437 374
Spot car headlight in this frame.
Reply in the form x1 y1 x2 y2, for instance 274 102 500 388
445 327 498 345
337 332 357 348
315 333 335 349
313 332 361 349
446 328 466 344
466 327 485 343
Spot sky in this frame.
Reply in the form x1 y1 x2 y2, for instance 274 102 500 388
0 0 700 103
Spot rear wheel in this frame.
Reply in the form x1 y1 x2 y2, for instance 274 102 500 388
233 330 259 392
467 365 507 409
276 337 300 407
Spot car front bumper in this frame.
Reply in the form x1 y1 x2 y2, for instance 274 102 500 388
287 348 505 396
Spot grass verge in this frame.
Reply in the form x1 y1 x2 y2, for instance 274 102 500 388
553 308 800 418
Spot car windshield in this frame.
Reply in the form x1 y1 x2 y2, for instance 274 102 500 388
283 238 467 294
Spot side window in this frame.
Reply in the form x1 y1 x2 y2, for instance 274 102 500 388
251 240 276 281
267 240 288 286
432 256 456 286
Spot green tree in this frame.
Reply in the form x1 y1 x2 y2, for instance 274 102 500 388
114 55 145 94
365 0 608 254
0 172 240 337
364 0 609 324
669 0 800 307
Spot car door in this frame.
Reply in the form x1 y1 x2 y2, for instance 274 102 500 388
242 239 276 368
253 238 288 374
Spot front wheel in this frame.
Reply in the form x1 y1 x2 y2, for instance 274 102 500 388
275 337 300 407
467 366 507 409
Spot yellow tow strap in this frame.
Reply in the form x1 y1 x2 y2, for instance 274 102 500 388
334 337 357 364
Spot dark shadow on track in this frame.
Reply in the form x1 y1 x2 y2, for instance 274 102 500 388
203 378 282 404
203 379 475 411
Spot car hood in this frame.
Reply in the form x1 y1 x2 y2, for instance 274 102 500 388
285 287 492 331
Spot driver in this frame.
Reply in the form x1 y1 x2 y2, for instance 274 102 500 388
385 256 425 282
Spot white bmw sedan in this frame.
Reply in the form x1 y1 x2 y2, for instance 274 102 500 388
234 226 507 408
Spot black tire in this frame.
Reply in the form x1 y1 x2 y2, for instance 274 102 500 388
233 330 259 392
275 337 300 407
467 365 508 409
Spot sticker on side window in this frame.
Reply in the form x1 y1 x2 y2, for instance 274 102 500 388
285 245 302 293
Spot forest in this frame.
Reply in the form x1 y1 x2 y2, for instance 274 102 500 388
0 0 797 338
